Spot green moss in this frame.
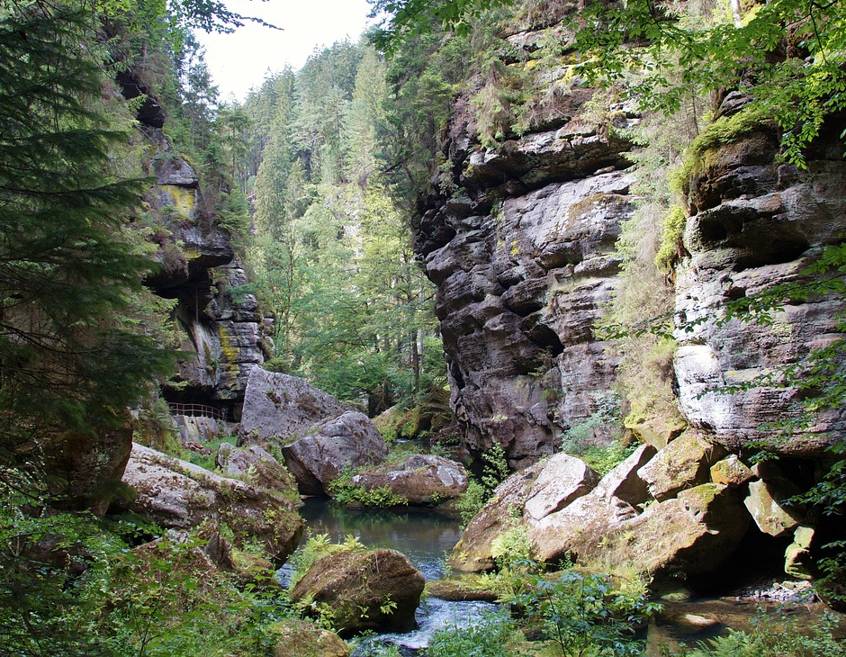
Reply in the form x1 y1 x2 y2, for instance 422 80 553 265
654 205 688 272
217 324 238 364
670 105 770 193
161 184 196 220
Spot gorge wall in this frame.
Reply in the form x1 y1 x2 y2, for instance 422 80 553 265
126 79 274 422
414 8 846 468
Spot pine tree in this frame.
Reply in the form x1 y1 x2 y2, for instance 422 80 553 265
0 3 171 493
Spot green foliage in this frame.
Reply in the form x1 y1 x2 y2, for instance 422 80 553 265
561 394 623 456
514 571 660 657
426 611 518 657
456 479 488 526
0 2 173 495
327 470 409 508
481 442 511 493
578 441 638 478
654 206 687 273
570 0 846 168
681 612 846 657
0 494 296 657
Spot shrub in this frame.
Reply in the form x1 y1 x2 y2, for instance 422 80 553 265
426 611 517 657
514 571 660 657
655 205 687 272
326 470 408 508
681 612 846 657
456 480 488 527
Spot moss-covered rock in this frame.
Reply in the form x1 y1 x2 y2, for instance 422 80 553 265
709 455 754 487
290 547 424 634
269 619 349 657
638 432 725 501
120 443 303 563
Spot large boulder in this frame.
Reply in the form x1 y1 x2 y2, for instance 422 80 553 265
350 454 468 505
638 432 725 501
120 444 303 563
530 483 749 575
449 460 546 572
523 453 598 520
282 411 388 495
291 548 425 634
269 620 349 657
239 367 350 443
593 443 656 506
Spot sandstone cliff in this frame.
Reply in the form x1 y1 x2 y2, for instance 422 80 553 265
414 9 846 469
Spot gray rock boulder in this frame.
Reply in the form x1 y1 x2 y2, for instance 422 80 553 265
216 442 299 501
523 453 598 520
350 454 468 505
282 411 388 495
120 443 303 562
239 367 350 443
594 443 657 506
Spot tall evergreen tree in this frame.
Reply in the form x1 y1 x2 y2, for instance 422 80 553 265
0 3 171 494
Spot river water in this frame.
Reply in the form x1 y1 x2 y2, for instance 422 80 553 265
281 498 497 655
281 499 842 656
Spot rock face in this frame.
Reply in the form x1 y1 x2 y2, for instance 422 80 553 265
291 548 425 634
282 411 388 495
120 444 303 562
239 367 351 443
414 12 638 467
673 105 846 457
351 454 468 505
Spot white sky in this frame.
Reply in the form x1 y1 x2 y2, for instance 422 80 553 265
198 0 373 102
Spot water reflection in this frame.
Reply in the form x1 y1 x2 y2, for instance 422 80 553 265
299 498 463 580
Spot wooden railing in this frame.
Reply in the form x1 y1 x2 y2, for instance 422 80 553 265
167 402 228 421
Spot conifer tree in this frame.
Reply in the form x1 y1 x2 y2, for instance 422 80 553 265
0 2 171 493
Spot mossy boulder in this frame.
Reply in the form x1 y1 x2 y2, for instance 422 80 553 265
269 619 348 657
709 455 754 487
119 444 303 563
426 576 499 602
638 432 725 501
530 483 749 576
744 478 802 537
290 547 424 634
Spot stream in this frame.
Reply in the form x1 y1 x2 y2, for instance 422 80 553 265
280 499 842 657
280 498 497 655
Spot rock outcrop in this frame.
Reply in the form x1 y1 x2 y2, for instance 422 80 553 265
216 442 300 498
413 13 639 467
119 444 303 562
673 105 846 457
350 454 468 505
291 548 425 634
